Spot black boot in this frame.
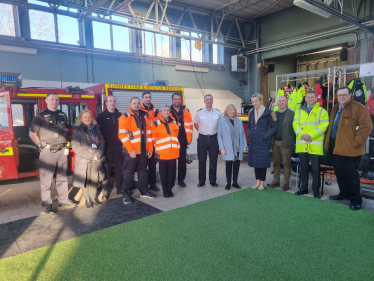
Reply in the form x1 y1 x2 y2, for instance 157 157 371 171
90 198 102 206
225 183 231 190
85 200 93 208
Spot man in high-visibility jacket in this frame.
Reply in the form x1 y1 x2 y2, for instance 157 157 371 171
141 91 160 192
170 92 193 187
293 90 329 198
119 97 156 204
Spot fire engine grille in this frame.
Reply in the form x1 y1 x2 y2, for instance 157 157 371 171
0 72 22 88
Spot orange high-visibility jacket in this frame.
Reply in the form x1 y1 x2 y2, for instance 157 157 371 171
152 115 180 160
169 105 193 143
141 103 160 125
118 108 153 154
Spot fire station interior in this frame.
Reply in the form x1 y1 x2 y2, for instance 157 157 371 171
1 0 374 277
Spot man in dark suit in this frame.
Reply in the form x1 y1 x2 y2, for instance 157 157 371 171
268 96 295 191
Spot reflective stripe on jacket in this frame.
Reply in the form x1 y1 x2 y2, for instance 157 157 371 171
169 105 193 143
118 108 153 154
293 103 329 155
141 103 160 125
152 115 180 160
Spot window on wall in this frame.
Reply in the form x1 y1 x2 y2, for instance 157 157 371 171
143 24 170 58
28 0 79 45
181 31 202 62
212 38 224 65
0 3 15 36
29 9 56 42
92 15 131 52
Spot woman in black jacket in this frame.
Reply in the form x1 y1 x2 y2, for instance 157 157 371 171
72 109 106 208
248 93 277 190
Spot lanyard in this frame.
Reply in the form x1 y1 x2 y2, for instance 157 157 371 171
172 107 182 123
90 128 96 141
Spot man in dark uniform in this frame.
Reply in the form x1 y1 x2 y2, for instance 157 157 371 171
97 95 123 200
29 92 76 214
170 92 193 187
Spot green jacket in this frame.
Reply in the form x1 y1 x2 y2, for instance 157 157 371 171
274 108 295 149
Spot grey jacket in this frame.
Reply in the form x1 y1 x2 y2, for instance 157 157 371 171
218 117 247 161
274 108 295 149
71 124 106 188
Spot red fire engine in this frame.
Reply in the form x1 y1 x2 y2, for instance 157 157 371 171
0 73 184 181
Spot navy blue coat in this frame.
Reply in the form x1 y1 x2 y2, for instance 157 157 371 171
247 108 277 168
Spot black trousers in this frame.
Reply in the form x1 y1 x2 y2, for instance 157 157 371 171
82 162 101 200
197 134 219 183
226 160 240 184
122 152 149 196
333 154 362 205
254 168 267 181
159 159 176 197
103 145 123 194
177 138 188 183
299 153 320 193
148 146 157 188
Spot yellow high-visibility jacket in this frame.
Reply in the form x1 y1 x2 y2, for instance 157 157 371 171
293 103 329 155
287 89 302 112
274 89 287 111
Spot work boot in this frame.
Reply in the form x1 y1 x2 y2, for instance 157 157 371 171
267 181 280 188
281 184 289 191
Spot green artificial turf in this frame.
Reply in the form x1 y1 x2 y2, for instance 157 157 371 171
1 188 374 281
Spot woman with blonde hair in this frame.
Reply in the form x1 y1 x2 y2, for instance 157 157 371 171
247 93 277 190
218 104 248 190
72 109 106 208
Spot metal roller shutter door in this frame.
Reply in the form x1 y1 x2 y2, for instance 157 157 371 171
112 90 174 114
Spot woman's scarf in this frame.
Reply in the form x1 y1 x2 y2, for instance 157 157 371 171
225 115 241 160
254 105 265 124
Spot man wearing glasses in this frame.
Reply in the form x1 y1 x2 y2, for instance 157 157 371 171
325 87 372 210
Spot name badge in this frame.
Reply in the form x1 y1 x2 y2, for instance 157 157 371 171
177 122 181 127
92 144 97 149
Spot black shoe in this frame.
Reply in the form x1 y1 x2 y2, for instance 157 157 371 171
350 204 361 210
85 200 93 208
295 189 308 195
140 191 156 199
43 205 55 214
225 184 231 190
197 182 205 187
210 182 218 187
123 195 133 204
102 193 109 201
329 194 348 200
314 192 321 199
150 185 160 192
232 183 241 189
58 200 77 208
90 198 102 207
178 182 187 187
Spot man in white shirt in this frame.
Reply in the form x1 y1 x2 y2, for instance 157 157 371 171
193 94 222 187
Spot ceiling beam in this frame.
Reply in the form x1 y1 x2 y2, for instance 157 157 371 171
303 0 373 34
79 0 111 20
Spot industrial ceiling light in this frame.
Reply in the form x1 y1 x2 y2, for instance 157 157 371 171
297 47 342 56
0 44 37 55
293 0 332 18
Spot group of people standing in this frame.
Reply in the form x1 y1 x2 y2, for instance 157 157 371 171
250 87 372 210
30 86 371 214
